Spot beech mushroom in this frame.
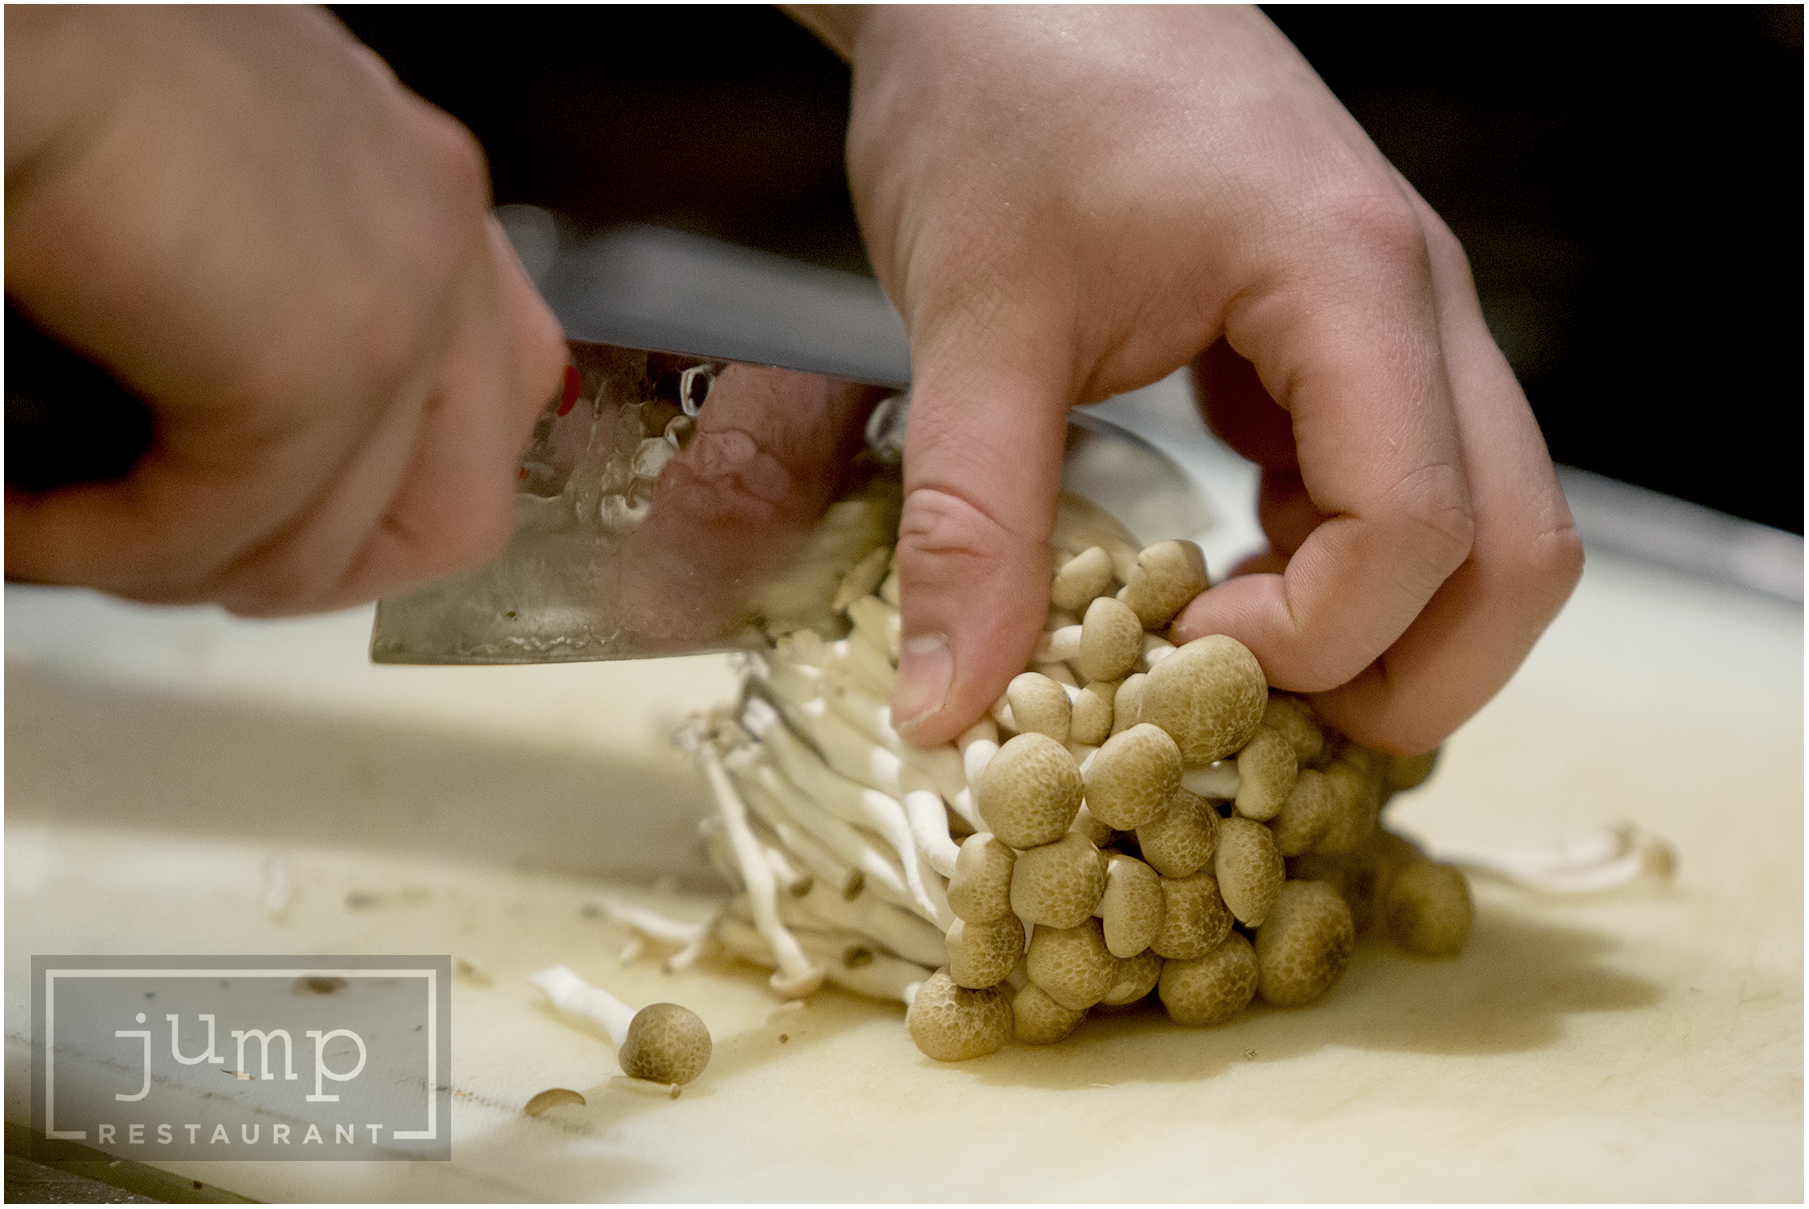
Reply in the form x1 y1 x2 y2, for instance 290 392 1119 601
529 965 712 1085
1097 853 1165 958
1261 692 1325 765
1083 723 1183 830
946 915 1027 989
1382 861 1474 957
1111 673 1147 736
1215 816 1286 927
1013 982 1089 1044
1010 832 1107 929
907 969 1012 1061
1137 635 1267 765
1025 918 1117 1010
977 732 1084 849
1232 725 1297 822
1149 870 1233 961
1116 539 1209 629
1100 948 1164 1006
1254 880 1355 1007
947 833 1017 923
1051 545 1117 613
1077 595 1145 683
1135 788 1219 878
1069 680 1117 746
1159 932 1259 1027
1008 672 1073 744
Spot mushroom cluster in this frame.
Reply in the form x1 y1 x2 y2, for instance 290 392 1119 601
676 493 1475 1061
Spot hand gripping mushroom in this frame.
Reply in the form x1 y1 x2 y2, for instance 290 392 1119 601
529 965 712 1087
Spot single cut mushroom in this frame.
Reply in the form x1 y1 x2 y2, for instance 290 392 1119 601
529 965 712 1085
1137 635 1267 765
1010 832 1107 929
1025 918 1117 1010
1159 932 1259 1027
1083 723 1183 830
1215 816 1286 926
907 969 1012 1061
977 733 1084 849
1254 880 1355 1007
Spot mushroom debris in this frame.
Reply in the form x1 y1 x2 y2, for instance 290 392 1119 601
663 492 1665 1062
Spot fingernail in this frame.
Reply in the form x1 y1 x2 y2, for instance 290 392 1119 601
892 631 953 733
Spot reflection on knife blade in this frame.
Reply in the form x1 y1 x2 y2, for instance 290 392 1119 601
371 339 899 664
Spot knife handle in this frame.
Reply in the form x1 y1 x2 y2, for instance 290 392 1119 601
5 302 156 493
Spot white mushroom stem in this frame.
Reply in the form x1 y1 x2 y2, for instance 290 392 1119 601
803 708 961 877
1140 636 1176 671
529 964 635 1047
786 880 950 968
1181 762 1241 799
715 917 930 1004
1035 626 1083 664
1036 661 1080 687
1434 825 1677 894
735 757 926 921
729 762 864 898
742 699 951 925
696 743 824 997
815 680 970 804
990 694 1018 734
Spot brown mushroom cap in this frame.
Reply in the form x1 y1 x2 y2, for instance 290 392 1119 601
1288 850 1381 935
1261 692 1325 765
1159 931 1259 1027
1010 832 1107 928
1215 816 1286 926
1078 596 1145 682
1100 947 1164 1006
1317 750 1384 854
1098 853 1166 958
947 915 1028 988
1135 787 1220 878
1383 861 1474 957
1012 981 1090 1044
1025 918 1118 1010
1069 804 1117 848
948 833 1017 924
1233 725 1298 822
1116 540 1209 630
1007 672 1072 744
977 732 1084 849
1137 635 1267 765
1149 870 1233 960
1270 767 1334 857
1069 680 1117 747
1111 673 1147 736
1255 879 1356 1007
618 1003 713 1085
907 969 1013 1061
1084 723 1184 830
1051 545 1117 613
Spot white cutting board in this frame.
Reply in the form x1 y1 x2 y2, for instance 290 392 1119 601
5 477 1801 1200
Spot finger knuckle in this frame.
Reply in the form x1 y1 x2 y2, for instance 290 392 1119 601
1391 460 1475 572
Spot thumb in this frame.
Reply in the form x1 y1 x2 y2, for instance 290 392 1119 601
888 340 1071 747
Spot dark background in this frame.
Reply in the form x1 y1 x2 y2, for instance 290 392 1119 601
337 4 1804 535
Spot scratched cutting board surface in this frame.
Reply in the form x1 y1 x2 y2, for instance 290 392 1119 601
5 485 1802 1200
